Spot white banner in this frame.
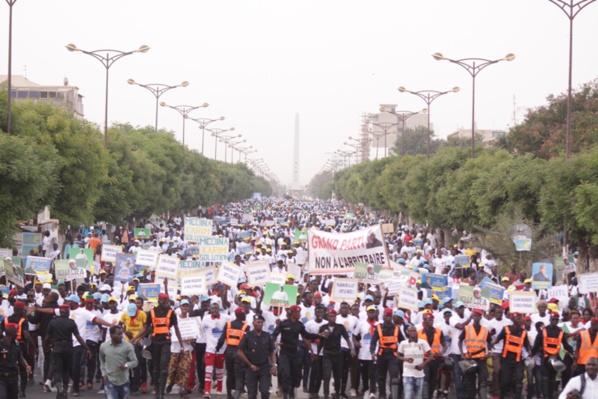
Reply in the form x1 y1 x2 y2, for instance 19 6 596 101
217 261 241 287
509 291 537 314
246 263 270 287
579 272 598 294
101 245 121 263
181 275 206 296
184 217 213 241
270 272 286 285
398 286 419 311
136 249 160 268
331 278 359 302
156 255 179 279
308 225 389 275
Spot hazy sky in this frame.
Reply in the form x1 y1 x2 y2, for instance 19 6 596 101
4 1 598 187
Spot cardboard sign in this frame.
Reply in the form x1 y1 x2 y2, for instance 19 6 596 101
101 245 122 263
381 223 394 234
287 264 302 281
184 217 213 241
154 275 177 299
331 278 359 302
25 256 52 276
134 228 151 239
454 255 471 268
547 285 569 306
478 279 504 305
421 273 447 289
246 263 271 286
217 261 241 287
179 260 205 279
397 286 419 311
354 262 394 283
509 291 537 314
21 233 41 255
156 255 179 280
308 225 389 275
69 248 94 266
175 317 200 341
136 250 160 268
579 272 598 294
294 230 308 243
181 275 206 296
4 259 25 287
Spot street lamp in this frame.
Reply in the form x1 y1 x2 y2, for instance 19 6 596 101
398 86 459 159
368 121 398 159
66 43 150 147
234 145 253 163
242 148 258 163
127 79 188 130
160 102 208 147
432 52 515 158
547 0 596 159
348 135 372 163
227 138 246 162
208 127 235 160
344 141 361 164
5 0 18 134
188 116 225 155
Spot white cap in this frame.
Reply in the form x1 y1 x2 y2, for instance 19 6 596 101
100 284 112 292
42 283 51 289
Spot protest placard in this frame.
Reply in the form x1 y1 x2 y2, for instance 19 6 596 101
287 264 302 280
3 259 24 286
509 291 537 314
454 255 471 268
101 245 121 263
0 249 11 258
579 272 598 294
21 233 41 255
134 228 151 239
156 255 179 280
55 259 87 281
137 283 162 300
270 272 286 285
230 218 239 226
25 256 52 276
308 225 389 275
199 266 217 287
381 223 394 234
389 261 420 287
154 275 177 298
263 283 298 308
175 317 200 341
114 253 136 282
331 278 358 302
354 262 394 283
421 273 447 289
197 236 229 265
547 285 569 306
457 285 491 311
397 286 419 311
246 263 270 286
179 260 204 279
217 261 241 287
478 279 504 305
532 262 553 290
431 286 452 300
184 217 213 241
136 249 160 268
181 275 206 296
242 213 255 224
294 230 308 243
69 248 94 266
322 218 336 227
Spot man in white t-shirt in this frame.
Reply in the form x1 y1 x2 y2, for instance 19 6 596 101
485 306 512 398
337 302 359 398
448 301 472 399
398 325 432 399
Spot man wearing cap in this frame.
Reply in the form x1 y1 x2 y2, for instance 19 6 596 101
493 312 530 399
416 312 446 399
0 322 32 399
238 314 277 399
531 300 550 327
120 300 147 395
0 301 35 397
317 309 355 399
305 306 326 399
458 308 492 399
532 311 573 399
485 306 513 399
132 292 184 399
370 308 402 399
45 304 92 398
271 305 319 399
216 307 248 399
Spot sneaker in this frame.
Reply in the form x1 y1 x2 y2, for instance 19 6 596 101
87 382 93 391
98 390 105 394
141 382 147 394
350 389 357 397
72 393 80 397
369 394 377 399
204 394 212 399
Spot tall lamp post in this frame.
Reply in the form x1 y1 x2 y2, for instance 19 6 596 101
343 141 361 164
219 135 243 163
242 148 258 163
547 0 596 159
227 138 246 163
368 121 398 158
127 79 188 130
160 102 208 147
234 145 253 163
348 135 371 163
432 52 515 159
398 86 460 159
208 127 236 160
189 116 225 155
66 43 150 148
6 0 18 134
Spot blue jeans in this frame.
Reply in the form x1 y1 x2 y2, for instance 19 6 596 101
403 376 424 399
450 354 466 399
104 380 130 399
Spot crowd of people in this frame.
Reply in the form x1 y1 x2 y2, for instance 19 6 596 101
0 198 595 399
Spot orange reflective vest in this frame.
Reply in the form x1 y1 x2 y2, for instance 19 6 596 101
376 324 399 356
501 326 526 362
418 327 442 358
5 318 25 341
151 308 173 338
577 330 598 365
542 329 563 357
225 322 248 347
464 325 488 359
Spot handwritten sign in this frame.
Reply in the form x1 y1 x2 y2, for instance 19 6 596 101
217 261 241 287
136 250 160 268
156 255 179 280
398 286 418 311
509 291 537 314
331 278 358 302
270 272 286 286
199 266 217 287
246 263 270 286
101 245 122 263
174 317 200 341
579 272 598 294
184 217 213 241
181 275 206 296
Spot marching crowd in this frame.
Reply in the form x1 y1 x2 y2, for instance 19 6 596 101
0 198 596 399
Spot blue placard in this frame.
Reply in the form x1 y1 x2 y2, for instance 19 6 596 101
25 256 52 275
479 278 504 304
421 273 447 289
532 262 553 290
276 218 287 224
413 238 424 248
237 243 253 256
513 238 532 251
214 216 229 225
454 255 471 267
137 283 162 300
114 253 136 282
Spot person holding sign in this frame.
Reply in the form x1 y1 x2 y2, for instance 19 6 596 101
132 293 184 399
237 314 277 399
370 308 402 399
271 305 319 399
459 309 493 399
215 308 248 399
166 299 195 398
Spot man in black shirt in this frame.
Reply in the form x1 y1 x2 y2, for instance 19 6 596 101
370 308 402 399
216 308 248 399
272 305 319 399
191 296 212 395
132 292 184 399
28 291 59 390
238 315 277 399
45 304 91 399
317 309 354 399
0 323 31 399
494 312 531 399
